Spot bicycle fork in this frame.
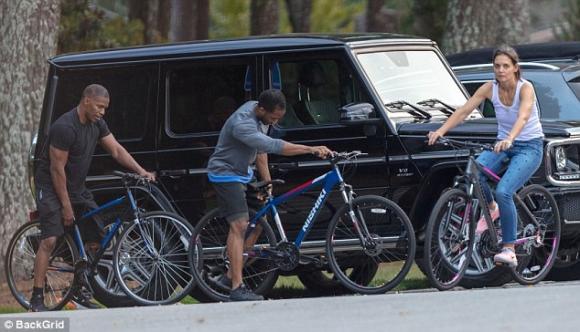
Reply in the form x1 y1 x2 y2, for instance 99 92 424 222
339 183 375 248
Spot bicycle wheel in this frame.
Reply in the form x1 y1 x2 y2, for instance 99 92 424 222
188 208 278 302
5 220 78 311
326 195 416 294
424 188 475 290
113 211 194 305
511 184 561 285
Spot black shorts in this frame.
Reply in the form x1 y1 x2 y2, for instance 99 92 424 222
36 187 103 242
212 182 249 223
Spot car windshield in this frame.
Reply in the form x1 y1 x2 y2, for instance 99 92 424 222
357 50 469 116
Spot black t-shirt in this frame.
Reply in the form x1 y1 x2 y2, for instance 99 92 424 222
35 108 111 197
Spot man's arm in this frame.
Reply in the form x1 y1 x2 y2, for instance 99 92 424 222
49 146 74 226
281 141 332 158
255 153 271 182
100 134 156 181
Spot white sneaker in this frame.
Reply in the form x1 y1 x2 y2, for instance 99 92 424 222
494 247 517 268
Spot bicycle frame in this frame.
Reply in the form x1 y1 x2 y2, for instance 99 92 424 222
70 184 144 271
249 162 353 248
461 155 541 248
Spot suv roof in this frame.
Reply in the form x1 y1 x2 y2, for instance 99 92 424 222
50 33 432 67
447 41 580 66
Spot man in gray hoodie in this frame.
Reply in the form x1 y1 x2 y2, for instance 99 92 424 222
207 89 332 301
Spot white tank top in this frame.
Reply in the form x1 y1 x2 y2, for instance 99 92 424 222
492 79 543 141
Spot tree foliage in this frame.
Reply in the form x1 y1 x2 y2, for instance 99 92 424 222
59 0 143 53
555 0 580 41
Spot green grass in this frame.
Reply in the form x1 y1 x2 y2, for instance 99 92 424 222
0 307 26 314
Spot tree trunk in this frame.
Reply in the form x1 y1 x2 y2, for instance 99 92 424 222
0 0 60 284
170 0 196 41
412 0 448 45
366 0 399 33
443 0 530 54
129 0 162 44
250 0 279 35
285 0 311 33
158 0 171 41
196 0 210 40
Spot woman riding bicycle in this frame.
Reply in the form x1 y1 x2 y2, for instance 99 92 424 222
427 45 544 268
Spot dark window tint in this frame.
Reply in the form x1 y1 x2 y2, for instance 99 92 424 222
462 82 495 117
568 77 580 101
167 58 255 135
53 65 154 141
269 56 370 128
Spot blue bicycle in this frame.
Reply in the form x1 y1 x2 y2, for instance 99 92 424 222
188 151 416 302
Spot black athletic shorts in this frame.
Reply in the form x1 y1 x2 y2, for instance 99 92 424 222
212 182 249 223
36 187 103 242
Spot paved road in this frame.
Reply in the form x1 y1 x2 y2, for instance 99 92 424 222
2 281 579 332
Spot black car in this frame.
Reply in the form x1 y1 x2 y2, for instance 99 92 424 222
31 35 580 298
449 42 580 279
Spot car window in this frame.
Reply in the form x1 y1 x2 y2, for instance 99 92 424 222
269 56 370 128
167 58 255 135
462 82 496 117
568 77 580 101
53 65 155 141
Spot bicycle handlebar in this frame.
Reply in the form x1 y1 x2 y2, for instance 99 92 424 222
330 150 368 164
436 137 494 152
112 171 152 184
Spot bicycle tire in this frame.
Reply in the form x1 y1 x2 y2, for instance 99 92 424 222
424 188 475 290
112 211 195 305
326 195 416 294
511 184 561 285
188 208 278 302
5 220 78 311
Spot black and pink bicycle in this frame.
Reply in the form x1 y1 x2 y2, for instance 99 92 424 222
424 138 561 290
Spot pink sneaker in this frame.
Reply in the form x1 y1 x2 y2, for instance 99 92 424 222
494 247 518 268
476 205 500 235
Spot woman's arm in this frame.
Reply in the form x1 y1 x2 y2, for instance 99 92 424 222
428 82 492 145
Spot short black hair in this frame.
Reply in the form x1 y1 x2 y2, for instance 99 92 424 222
82 84 110 99
258 89 286 112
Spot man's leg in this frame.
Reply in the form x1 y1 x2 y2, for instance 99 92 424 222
33 236 57 288
227 218 249 289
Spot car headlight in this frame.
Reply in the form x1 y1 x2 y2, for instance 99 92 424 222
555 146 567 171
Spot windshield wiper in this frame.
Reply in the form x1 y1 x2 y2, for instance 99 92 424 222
385 100 431 119
417 99 455 116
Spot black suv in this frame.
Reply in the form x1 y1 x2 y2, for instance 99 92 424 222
449 42 580 280
32 35 580 291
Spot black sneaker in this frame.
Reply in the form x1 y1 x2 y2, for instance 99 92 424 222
72 288 100 309
211 274 232 291
229 285 264 302
28 294 48 312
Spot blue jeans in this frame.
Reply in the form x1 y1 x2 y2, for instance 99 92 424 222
476 138 543 244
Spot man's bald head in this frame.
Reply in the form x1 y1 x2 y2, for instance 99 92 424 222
82 84 109 100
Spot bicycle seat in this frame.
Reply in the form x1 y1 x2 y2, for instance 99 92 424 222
248 179 285 192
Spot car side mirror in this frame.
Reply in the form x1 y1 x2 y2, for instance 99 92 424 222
339 103 383 126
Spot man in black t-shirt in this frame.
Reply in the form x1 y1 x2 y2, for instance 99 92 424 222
29 84 155 312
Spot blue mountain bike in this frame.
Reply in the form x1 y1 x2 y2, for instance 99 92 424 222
189 151 416 302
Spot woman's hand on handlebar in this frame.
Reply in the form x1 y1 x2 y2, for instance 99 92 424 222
427 130 444 145
494 139 513 153
310 146 333 159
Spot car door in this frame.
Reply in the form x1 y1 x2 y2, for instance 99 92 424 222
263 49 389 240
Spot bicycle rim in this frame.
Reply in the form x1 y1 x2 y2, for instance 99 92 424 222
512 185 561 285
326 195 416 294
425 188 475 290
113 212 194 305
5 221 77 310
